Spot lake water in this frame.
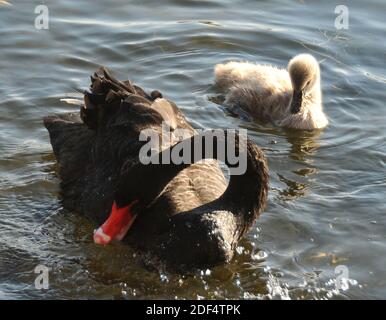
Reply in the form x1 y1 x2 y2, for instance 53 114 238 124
0 0 385 299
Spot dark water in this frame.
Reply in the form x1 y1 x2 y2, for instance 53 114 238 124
1 0 385 299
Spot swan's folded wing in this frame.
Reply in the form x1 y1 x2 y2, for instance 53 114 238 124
44 113 94 163
44 112 96 210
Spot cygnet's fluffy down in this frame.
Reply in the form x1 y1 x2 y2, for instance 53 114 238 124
214 54 328 130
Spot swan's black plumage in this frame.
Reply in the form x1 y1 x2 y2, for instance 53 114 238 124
44 67 269 269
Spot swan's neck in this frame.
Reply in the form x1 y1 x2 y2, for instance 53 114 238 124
220 140 268 233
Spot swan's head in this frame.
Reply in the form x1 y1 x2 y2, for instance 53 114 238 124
288 54 320 114
93 160 167 245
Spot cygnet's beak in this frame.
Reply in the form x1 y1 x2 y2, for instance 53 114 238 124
290 90 303 114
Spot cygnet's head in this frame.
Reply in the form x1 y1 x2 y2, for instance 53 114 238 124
288 54 320 114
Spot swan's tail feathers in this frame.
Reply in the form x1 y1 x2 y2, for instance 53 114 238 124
81 67 165 130
82 67 135 129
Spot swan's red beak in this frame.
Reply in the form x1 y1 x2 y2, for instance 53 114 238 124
93 200 138 245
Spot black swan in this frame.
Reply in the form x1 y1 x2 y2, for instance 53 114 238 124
44 67 269 269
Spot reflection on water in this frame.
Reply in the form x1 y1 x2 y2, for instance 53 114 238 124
277 173 309 200
0 0 385 299
286 129 321 162
277 130 321 201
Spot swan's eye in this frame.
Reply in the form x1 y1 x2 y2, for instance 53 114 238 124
306 80 311 87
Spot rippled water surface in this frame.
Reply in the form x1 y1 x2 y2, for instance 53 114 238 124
1 0 386 299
